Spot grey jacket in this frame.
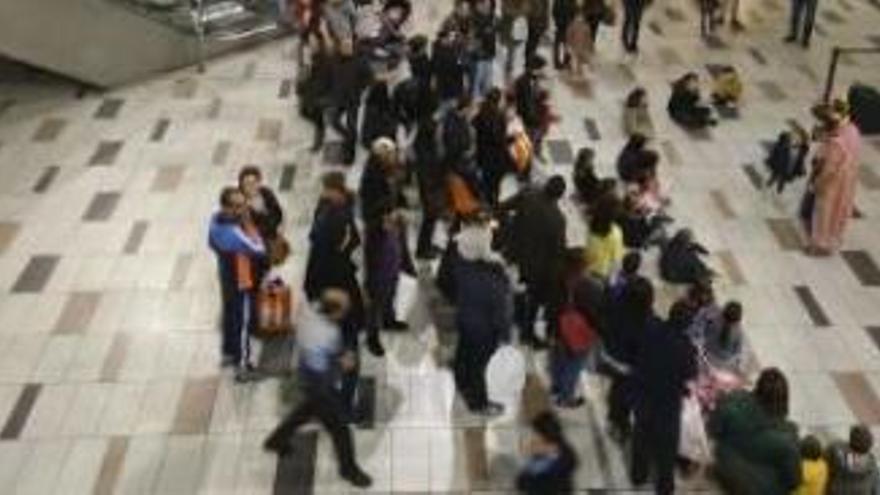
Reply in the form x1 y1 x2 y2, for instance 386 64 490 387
826 442 880 495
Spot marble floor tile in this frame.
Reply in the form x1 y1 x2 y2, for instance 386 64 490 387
32 165 60 193
12 255 60 293
114 434 167 494
82 191 121 221
94 98 124 119
93 436 128 495
53 291 101 334
150 118 171 142
32 118 67 143
52 437 108 495
87 141 123 166
13 438 73 495
832 372 880 425
0 384 41 440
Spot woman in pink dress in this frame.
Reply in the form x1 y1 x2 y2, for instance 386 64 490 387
807 100 862 255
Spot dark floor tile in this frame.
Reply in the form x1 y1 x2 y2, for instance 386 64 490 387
766 218 802 251
212 141 232 166
123 221 149 254
173 377 220 434
547 139 575 165
658 46 683 65
794 285 832 327
54 291 101 334
664 6 687 21
33 166 60 193
710 190 736 219
94 98 124 119
564 77 594 99
273 431 318 495
149 118 170 142
12 255 60 293
207 98 222 119
151 165 184 193
278 79 292 99
841 250 880 286
256 118 282 143
648 21 663 35
748 47 768 65
821 9 846 23
757 80 787 101
583 118 601 141
243 61 257 79
0 384 41 440
88 141 124 166
279 164 297 192
742 164 763 190
866 327 880 353
797 64 820 83
32 118 67 142
832 372 880 424
83 191 121 221
94 436 128 495
172 78 198 99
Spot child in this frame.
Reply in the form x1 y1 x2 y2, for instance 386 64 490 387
826 425 879 495
711 66 743 108
764 123 810 193
565 7 593 79
795 435 829 495
516 412 579 494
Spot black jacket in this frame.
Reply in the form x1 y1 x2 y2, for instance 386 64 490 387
659 231 712 284
514 72 542 129
361 82 399 147
633 315 697 412
441 110 476 171
471 11 498 60
455 259 513 343
330 53 373 106
500 188 567 293
765 133 808 182
358 156 398 227
552 0 577 26
473 105 511 174
432 40 467 101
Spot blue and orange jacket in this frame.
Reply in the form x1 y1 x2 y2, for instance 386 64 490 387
208 212 266 293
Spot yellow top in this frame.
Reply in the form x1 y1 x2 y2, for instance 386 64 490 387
713 72 743 102
585 225 624 279
793 459 829 495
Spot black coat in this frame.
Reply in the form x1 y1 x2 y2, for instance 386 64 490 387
454 259 513 344
471 11 498 60
414 119 448 217
616 143 651 183
659 232 711 284
361 82 399 147
514 73 542 129
473 105 511 175
358 156 401 226
330 53 373 107
765 133 808 182
432 40 467 101
501 188 567 294
297 49 334 121
249 186 284 241
441 110 476 172
633 315 697 413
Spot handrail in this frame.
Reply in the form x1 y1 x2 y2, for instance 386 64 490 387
823 46 880 102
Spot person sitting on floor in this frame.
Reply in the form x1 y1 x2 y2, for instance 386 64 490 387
711 65 744 109
668 72 717 129
826 424 880 495
623 87 656 139
659 228 713 284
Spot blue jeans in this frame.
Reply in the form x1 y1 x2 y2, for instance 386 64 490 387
550 348 586 400
221 289 253 368
471 59 494 100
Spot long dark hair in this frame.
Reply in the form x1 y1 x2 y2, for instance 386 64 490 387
754 368 789 419
719 301 742 348
589 196 619 237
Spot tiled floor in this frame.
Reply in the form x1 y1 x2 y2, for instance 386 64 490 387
1 0 880 493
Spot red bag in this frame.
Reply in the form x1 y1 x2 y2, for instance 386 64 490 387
257 283 294 336
558 305 598 354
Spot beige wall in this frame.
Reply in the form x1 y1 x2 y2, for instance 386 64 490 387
0 0 201 87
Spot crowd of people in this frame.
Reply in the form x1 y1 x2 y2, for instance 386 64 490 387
206 0 874 492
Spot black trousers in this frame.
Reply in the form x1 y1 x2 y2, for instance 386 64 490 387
789 0 817 43
416 215 438 256
266 377 359 474
330 102 361 163
453 336 496 410
525 21 546 67
622 0 645 51
630 401 682 495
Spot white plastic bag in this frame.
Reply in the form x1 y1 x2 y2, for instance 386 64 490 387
486 344 527 405
394 274 418 321
678 392 711 463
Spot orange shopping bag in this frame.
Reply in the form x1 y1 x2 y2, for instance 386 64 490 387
256 283 294 336
447 173 480 217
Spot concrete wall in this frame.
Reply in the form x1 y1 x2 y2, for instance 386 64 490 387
0 0 201 87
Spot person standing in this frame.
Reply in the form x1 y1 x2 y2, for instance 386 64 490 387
501 176 568 348
785 0 818 47
329 38 373 165
238 166 284 243
552 0 577 69
525 0 550 66
473 88 511 206
629 301 698 495
516 412 579 493
470 0 499 100
413 116 447 260
304 173 369 410
513 55 549 158
432 29 469 113
621 0 648 53
805 100 862 255
452 216 513 416
208 187 267 382
263 289 373 488
501 0 529 79
298 31 335 152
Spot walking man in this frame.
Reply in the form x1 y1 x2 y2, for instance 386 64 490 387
785 0 818 47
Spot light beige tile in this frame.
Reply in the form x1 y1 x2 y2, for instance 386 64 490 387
173 376 220 435
13 439 73 495
93 436 128 495
52 437 107 495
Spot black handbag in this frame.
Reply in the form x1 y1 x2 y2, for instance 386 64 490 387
799 187 816 232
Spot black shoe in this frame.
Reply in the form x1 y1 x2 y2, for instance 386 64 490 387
784 34 796 43
340 467 373 488
523 336 549 350
383 320 409 332
554 396 586 409
415 246 442 260
263 437 291 456
367 336 386 357
474 402 505 417
801 38 811 48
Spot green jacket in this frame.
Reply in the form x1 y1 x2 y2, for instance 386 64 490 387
708 390 802 495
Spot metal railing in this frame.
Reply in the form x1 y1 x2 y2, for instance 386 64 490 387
822 46 880 102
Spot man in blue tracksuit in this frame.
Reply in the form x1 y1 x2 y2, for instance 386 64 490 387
208 186 266 382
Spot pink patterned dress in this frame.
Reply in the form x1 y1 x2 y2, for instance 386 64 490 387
810 121 861 251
